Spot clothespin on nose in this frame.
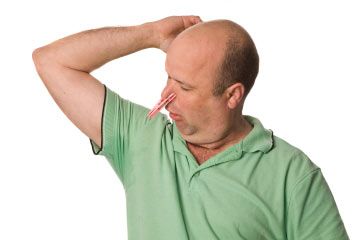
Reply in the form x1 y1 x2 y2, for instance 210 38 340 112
147 93 176 119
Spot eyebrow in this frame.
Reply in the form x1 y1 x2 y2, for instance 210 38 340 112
168 75 194 88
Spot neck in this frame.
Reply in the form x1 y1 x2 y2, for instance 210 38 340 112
188 115 253 152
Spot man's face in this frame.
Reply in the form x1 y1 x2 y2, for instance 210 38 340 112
162 33 232 145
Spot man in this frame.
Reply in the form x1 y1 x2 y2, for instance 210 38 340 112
33 15 348 239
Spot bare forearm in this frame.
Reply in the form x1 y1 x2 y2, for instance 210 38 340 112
34 22 157 72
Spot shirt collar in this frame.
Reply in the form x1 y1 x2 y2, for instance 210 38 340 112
241 115 273 153
171 115 273 155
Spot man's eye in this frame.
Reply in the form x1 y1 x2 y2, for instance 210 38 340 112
180 86 190 91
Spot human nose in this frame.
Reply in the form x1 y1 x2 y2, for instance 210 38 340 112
161 78 175 99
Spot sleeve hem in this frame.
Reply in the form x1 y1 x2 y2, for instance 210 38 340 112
90 84 107 155
286 168 321 213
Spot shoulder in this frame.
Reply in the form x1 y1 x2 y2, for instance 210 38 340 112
103 85 174 145
268 134 320 192
245 115 318 172
271 134 318 170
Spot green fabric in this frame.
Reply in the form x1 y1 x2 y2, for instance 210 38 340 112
90 85 349 240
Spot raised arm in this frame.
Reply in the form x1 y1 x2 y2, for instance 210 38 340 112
32 16 202 147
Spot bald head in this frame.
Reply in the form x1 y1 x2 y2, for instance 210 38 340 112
168 19 259 99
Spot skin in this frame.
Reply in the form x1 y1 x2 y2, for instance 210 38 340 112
162 21 254 162
33 16 202 149
33 16 253 165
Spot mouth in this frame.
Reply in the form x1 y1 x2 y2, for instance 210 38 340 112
169 112 181 121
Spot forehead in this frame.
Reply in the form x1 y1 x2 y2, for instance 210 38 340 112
165 35 224 87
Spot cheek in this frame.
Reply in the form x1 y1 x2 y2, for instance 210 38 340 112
176 94 222 121
188 101 216 122
176 94 197 111
198 100 227 122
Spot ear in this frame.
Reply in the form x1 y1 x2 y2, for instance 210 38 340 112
226 83 245 109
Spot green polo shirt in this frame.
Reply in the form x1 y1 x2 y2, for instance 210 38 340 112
90 85 348 240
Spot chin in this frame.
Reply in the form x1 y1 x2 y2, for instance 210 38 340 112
179 131 209 145
176 124 198 140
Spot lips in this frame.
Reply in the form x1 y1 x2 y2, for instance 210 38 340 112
169 112 181 121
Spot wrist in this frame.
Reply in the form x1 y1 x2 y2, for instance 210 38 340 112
137 22 160 49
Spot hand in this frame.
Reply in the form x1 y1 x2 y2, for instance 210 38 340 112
151 15 202 52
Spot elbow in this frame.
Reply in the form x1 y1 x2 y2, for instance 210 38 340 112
32 47 43 73
32 46 57 73
32 48 47 77
32 47 48 67
32 46 59 83
32 48 41 63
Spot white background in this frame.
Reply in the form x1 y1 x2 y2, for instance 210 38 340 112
1 0 359 239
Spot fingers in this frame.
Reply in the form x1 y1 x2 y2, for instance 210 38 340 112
182 15 203 29
155 15 203 52
190 16 202 24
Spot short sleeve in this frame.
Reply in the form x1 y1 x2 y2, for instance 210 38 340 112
89 84 116 156
286 169 349 240
89 84 170 187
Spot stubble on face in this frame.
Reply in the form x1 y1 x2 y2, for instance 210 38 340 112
165 22 236 146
